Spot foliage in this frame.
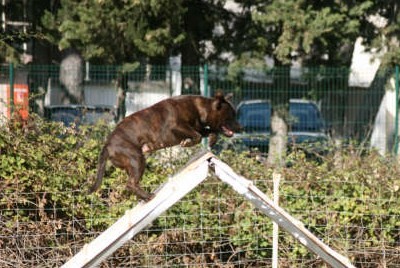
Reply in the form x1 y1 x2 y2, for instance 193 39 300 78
2 0 400 67
359 0 400 67
224 0 399 67
41 0 186 64
0 41 21 64
40 0 229 66
0 116 399 266
225 0 375 168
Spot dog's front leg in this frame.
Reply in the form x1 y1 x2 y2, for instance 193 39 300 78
180 134 202 147
173 127 202 147
181 136 201 147
208 133 218 147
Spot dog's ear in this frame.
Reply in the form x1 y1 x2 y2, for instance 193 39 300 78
225 93 233 102
214 90 224 99
213 90 225 110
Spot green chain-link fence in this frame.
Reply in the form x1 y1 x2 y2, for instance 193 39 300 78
3 63 398 153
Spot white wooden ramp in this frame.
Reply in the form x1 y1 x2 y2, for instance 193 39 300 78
62 150 355 268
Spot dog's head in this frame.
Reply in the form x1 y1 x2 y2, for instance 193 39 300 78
206 92 241 137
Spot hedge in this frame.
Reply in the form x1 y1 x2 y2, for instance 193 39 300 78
0 116 399 267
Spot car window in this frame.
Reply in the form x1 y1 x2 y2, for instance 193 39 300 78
238 102 271 132
290 103 323 131
237 101 324 132
47 107 114 126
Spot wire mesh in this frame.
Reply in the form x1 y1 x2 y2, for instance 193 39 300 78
0 64 399 267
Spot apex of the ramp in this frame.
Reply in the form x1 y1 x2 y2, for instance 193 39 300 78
178 150 215 171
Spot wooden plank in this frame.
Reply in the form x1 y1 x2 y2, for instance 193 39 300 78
210 157 355 268
62 151 213 268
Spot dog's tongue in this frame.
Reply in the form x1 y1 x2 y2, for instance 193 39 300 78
222 126 234 137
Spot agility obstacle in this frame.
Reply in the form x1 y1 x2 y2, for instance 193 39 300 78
62 151 355 268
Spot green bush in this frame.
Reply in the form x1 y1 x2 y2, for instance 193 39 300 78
0 116 399 267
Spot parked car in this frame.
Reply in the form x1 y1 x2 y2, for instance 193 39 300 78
215 99 329 155
44 105 116 127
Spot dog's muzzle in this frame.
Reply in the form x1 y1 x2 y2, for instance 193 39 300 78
221 125 234 137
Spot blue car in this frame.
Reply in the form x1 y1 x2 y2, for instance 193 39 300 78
218 99 329 155
44 105 116 127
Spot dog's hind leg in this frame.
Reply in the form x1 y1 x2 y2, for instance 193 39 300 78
125 151 153 201
109 147 152 201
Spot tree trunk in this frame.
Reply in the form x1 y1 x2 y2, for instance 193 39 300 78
59 49 84 104
267 105 289 168
180 0 203 95
266 65 290 168
116 72 127 122
181 39 201 95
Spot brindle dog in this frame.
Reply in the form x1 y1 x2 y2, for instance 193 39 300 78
89 92 241 201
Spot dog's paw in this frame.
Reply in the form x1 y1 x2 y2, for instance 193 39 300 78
142 143 151 153
143 193 155 202
180 138 193 147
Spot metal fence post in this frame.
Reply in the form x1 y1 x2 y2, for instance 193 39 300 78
394 65 399 155
202 63 209 148
272 172 282 268
9 62 14 116
168 64 173 96
203 63 209 97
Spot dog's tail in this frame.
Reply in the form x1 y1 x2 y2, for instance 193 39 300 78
89 146 109 193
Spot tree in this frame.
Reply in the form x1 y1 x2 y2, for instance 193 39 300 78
42 0 185 64
41 0 232 108
228 0 374 167
176 0 232 94
358 0 400 67
41 0 186 111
